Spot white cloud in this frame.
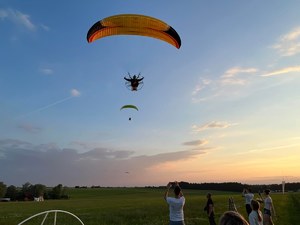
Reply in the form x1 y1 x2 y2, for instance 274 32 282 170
71 89 81 97
40 24 50 31
183 139 208 146
236 143 300 155
220 67 258 86
192 121 237 133
191 94 219 103
222 67 258 78
0 8 36 30
14 10 35 30
261 66 300 77
192 79 211 96
192 67 259 103
192 84 204 96
221 78 247 85
17 123 42 133
40 68 53 75
272 27 300 57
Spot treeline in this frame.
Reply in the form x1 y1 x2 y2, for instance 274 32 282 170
0 181 69 201
170 181 300 192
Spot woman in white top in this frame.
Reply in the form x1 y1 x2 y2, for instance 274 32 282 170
164 181 185 225
249 200 263 225
262 189 276 225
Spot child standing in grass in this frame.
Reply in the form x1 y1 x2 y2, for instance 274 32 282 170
249 200 263 225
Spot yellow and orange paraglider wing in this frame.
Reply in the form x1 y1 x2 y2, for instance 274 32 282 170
87 14 181 49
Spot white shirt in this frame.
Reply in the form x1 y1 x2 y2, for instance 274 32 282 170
244 193 254 204
249 210 263 225
264 196 272 210
166 196 185 221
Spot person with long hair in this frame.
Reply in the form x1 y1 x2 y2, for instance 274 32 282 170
262 189 276 225
164 181 185 225
249 200 263 225
219 211 249 225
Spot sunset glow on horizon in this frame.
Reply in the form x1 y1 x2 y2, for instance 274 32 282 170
0 1 300 187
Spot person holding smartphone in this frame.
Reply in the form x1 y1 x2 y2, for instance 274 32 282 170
164 181 185 225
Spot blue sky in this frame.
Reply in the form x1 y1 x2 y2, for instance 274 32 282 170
1 1 300 187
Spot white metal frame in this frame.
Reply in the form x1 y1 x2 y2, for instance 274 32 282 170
17 209 85 225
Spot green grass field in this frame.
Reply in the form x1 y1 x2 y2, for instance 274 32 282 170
0 188 299 225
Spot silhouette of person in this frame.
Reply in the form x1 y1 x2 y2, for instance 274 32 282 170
204 193 217 225
124 73 144 91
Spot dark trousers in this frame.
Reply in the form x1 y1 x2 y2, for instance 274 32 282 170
208 212 217 225
246 204 252 215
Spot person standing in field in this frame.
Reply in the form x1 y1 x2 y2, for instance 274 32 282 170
262 189 276 225
204 192 217 225
164 181 185 225
249 199 263 225
242 188 254 216
219 211 250 225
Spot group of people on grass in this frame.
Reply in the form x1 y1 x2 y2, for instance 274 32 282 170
241 187 276 225
164 182 276 225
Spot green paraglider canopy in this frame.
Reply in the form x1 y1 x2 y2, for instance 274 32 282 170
120 105 139 111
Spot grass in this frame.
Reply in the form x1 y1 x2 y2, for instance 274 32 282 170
0 188 299 225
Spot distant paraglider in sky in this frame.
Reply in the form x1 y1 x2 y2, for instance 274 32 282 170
120 104 139 121
120 104 138 111
124 73 144 91
86 14 181 49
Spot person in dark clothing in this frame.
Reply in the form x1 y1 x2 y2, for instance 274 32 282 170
204 192 217 225
124 73 144 91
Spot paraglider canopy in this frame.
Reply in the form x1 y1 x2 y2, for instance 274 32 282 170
87 14 181 49
120 104 138 121
120 104 139 111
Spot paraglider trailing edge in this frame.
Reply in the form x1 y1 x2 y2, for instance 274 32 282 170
86 14 181 49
